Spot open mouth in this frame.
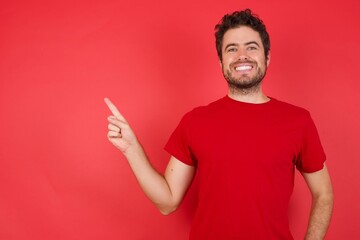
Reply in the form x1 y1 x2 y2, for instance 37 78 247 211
234 63 254 73
235 65 253 71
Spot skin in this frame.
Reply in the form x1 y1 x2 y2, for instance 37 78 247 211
105 25 333 238
221 26 270 104
302 165 334 240
105 98 195 215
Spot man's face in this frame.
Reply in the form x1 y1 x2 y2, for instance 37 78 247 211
221 26 270 90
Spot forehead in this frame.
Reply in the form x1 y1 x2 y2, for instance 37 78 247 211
222 26 263 48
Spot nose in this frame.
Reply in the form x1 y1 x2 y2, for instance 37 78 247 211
237 48 249 61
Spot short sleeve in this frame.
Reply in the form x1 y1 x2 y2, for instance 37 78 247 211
164 113 197 166
295 113 326 173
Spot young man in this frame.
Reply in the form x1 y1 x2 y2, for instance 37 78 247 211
105 9 333 240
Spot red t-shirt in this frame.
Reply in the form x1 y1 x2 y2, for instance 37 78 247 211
165 96 326 240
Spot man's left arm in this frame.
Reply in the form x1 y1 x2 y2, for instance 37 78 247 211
301 163 334 240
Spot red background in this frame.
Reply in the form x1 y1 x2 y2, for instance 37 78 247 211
1 0 359 239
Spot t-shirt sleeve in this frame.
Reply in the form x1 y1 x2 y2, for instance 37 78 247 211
164 113 197 166
295 113 326 173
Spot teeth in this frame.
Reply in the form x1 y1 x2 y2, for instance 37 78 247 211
236 66 252 71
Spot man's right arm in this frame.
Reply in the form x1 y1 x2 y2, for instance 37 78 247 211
105 98 195 215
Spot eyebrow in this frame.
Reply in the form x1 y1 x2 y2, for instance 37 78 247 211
224 43 238 51
244 41 260 47
224 41 261 51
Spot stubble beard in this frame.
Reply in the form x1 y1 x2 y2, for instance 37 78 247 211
223 62 267 94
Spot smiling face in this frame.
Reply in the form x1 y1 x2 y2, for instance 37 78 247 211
221 26 270 91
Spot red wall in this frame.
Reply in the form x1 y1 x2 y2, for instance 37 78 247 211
1 0 359 239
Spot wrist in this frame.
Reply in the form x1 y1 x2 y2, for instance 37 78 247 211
123 141 144 159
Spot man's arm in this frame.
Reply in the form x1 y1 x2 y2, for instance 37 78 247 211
105 98 195 215
301 163 334 240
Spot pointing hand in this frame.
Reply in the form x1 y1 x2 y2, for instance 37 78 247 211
104 98 139 154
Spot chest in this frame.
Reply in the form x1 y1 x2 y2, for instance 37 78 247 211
188 113 303 175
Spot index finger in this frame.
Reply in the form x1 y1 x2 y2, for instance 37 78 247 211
104 97 126 121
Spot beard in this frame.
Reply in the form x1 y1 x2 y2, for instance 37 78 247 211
223 60 267 92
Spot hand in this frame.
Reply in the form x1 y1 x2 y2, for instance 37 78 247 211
104 98 140 154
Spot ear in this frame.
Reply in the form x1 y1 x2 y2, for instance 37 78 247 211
266 51 271 66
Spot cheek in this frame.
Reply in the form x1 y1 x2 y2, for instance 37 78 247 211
222 57 235 68
251 56 266 67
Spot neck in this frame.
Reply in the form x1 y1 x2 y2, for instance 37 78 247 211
227 85 269 104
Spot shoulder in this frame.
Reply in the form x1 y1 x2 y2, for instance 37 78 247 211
270 97 311 118
183 97 226 119
267 98 316 130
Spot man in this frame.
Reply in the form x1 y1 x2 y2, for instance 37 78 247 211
105 9 333 240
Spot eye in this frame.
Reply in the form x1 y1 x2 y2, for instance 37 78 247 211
227 47 237 52
247 46 258 51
